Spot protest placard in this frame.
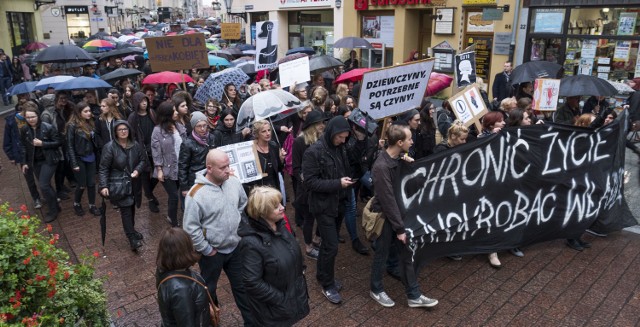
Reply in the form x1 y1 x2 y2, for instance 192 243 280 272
448 84 487 130
218 141 263 184
359 59 434 120
278 56 310 88
221 23 242 40
454 51 477 87
255 21 279 71
532 78 561 111
145 33 209 72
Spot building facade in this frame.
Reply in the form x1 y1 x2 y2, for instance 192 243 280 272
1 0 45 58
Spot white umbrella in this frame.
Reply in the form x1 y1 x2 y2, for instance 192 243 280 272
236 90 304 132
607 80 635 95
34 75 75 90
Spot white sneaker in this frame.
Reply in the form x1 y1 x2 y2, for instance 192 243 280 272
408 294 438 308
370 291 395 307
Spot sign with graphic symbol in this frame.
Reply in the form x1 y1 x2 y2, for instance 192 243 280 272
455 51 477 87
448 84 488 130
532 78 561 112
255 21 279 71
218 141 263 184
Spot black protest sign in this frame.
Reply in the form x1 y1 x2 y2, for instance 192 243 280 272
454 51 476 87
395 113 635 266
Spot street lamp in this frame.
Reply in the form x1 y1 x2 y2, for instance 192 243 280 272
221 0 246 22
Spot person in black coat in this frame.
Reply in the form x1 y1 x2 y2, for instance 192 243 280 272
302 116 354 304
212 108 250 146
98 120 147 251
20 104 62 223
156 227 211 327
178 112 218 197
238 186 309 326
492 61 513 103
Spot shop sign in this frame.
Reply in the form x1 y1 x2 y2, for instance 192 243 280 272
355 0 431 10
462 0 496 5
105 6 118 17
221 23 242 40
279 0 332 9
467 12 494 32
65 6 88 14
145 34 209 72
482 8 502 21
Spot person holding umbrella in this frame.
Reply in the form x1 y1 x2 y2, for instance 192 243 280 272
99 120 146 251
344 50 359 72
220 83 242 113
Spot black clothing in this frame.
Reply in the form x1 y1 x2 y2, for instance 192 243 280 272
212 123 245 146
4 113 23 163
66 124 98 169
237 217 310 326
178 133 217 192
415 127 436 159
128 110 156 155
583 96 610 115
344 58 359 72
95 118 117 148
492 71 513 102
20 122 62 166
156 269 211 327
371 150 405 234
244 141 283 192
433 141 451 154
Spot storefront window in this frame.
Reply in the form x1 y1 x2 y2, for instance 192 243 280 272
6 12 35 55
569 8 639 36
530 8 566 34
563 38 638 80
288 11 334 56
66 7 91 40
530 38 562 63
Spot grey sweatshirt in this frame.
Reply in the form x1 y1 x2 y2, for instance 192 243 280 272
183 169 247 255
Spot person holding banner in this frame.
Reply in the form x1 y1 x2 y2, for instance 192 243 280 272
369 124 438 309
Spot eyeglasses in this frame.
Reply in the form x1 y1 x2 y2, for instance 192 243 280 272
195 124 208 129
116 128 129 132
25 116 38 120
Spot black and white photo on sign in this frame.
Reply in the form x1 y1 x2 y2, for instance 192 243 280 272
455 51 476 87
218 141 263 183
255 20 279 70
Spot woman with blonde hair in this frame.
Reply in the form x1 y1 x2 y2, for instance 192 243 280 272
96 97 123 148
335 83 349 102
244 120 285 193
310 85 328 111
238 186 309 326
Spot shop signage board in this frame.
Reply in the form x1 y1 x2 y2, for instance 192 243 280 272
355 0 432 10
218 141 263 184
482 8 503 21
493 32 510 55
221 23 242 40
432 41 455 73
448 84 487 131
280 0 331 8
532 78 560 112
533 9 564 34
581 39 597 59
466 12 494 33
455 51 477 87
434 8 455 35
360 59 434 120
145 33 209 72
255 21 279 71
279 56 310 88
614 41 631 62
462 0 497 4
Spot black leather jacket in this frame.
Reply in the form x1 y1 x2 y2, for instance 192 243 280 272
66 123 98 169
20 121 62 166
178 133 217 192
156 269 210 327
237 217 309 326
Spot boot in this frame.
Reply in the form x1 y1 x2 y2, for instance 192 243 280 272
148 199 160 213
73 203 85 216
129 236 142 251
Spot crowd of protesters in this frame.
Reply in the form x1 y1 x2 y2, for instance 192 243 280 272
4 42 640 325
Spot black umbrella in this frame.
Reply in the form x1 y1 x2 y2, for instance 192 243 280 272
235 44 255 51
226 48 243 57
235 61 256 74
99 47 145 60
120 28 133 35
51 61 97 70
510 61 562 85
88 31 112 41
33 44 95 63
333 37 373 49
209 50 234 61
559 75 618 97
100 68 143 82
100 197 107 246
309 55 343 72
116 42 140 49
286 47 315 56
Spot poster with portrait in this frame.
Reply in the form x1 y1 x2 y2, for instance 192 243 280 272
255 21 279 71
362 16 395 47
532 78 561 112
218 141 263 183
454 51 477 87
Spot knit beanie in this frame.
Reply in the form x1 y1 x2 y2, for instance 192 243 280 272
190 111 207 129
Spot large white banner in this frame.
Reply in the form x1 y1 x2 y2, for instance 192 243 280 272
255 21 279 71
360 60 434 120
279 56 310 88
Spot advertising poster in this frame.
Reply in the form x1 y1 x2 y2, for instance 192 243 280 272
466 12 494 33
581 39 597 59
255 21 279 71
614 41 631 62
532 78 561 112
618 12 637 36
218 141 263 184
362 16 395 47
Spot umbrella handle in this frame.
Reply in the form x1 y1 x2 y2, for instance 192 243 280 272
268 116 281 146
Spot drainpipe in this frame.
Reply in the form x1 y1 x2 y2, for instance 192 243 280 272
509 0 521 63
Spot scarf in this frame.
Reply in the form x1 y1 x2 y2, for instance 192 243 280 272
207 115 219 129
192 130 209 146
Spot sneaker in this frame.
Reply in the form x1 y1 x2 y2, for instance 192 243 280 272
73 203 85 216
585 228 607 237
305 248 319 260
89 205 101 217
334 279 343 292
148 200 160 213
448 255 463 261
34 199 42 209
370 291 395 307
408 295 438 308
510 248 524 257
321 286 342 304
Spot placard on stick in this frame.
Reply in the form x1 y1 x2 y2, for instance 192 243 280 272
145 33 209 72
448 84 488 131
218 140 263 184
279 56 310 88
221 23 242 40
532 78 561 111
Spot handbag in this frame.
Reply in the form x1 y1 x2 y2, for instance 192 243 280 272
362 196 385 241
159 273 220 327
107 171 132 201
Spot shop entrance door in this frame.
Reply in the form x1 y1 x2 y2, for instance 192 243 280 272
464 35 493 85
418 10 433 60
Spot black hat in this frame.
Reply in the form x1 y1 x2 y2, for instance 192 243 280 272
302 110 328 130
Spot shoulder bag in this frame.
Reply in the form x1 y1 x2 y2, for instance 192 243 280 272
158 273 220 327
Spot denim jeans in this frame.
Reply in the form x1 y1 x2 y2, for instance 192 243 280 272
0 77 11 105
32 160 58 217
161 179 179 226
199 249 255 326
343 188 358 241
370 219 421 299
73 159 96 205
314 208 344 289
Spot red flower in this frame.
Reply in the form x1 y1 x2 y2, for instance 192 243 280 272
35 274 46 281
93 251 99 258
15 290 21 300
64 271 70 280
23 257 31 265
21 227 29 236
20 214 29 219
20 204 28 212
47 260 58 276
8 207 13 212
47 289 56 298
32 249 40 256
12 301 20 309
46 224 53 232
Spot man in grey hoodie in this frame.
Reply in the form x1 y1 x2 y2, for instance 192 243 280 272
183 149 254 326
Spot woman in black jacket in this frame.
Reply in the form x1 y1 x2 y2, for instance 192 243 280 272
178 111 217 198
243 119 285 194
156 227 211 327
99 120 147 251
20 104 63 223
238 186 309 326
66 102 101 217
415 101 437 159
212 108 250 146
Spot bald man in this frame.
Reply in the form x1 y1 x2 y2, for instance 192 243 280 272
183 149 255 325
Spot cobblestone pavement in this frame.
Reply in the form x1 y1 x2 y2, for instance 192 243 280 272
2 114 640 326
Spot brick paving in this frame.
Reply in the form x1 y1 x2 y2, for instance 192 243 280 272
2 114 640 326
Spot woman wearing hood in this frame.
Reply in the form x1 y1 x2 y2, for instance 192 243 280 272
128 91 161 213
152 102 186 227
212 108 251 147
99 119 147 251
